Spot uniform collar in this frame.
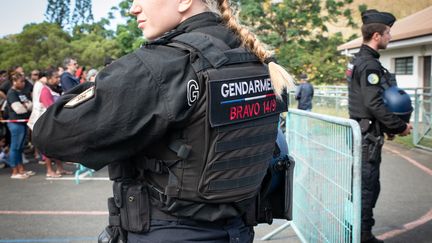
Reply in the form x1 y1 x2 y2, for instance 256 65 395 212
175 12 222 33
360 44 380 59
149 12 222 45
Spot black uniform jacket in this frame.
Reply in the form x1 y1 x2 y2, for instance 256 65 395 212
348 45 406 134
33 12 242 170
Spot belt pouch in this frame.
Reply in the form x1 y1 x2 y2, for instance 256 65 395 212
120 182 150 233
281 155 295 220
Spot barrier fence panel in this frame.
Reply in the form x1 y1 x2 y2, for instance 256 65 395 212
413 87 432 151
287 109 362 243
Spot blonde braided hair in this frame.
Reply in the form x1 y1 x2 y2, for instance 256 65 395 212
204 0 296 98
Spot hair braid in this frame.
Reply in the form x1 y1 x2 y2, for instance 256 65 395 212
217 0 270 63
203 0 296 97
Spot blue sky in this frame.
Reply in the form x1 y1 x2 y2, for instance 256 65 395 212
0 0 124 37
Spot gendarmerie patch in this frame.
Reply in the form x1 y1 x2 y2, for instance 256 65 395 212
208 74 287 127
64 86 95 108
366 70 380 85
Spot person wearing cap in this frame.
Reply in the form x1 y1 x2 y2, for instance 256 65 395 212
346 9 412 243
295 73 314 111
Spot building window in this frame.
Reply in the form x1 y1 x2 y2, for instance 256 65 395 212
395 57 413 75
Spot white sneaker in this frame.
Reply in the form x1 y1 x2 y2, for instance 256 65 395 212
11 174 29 179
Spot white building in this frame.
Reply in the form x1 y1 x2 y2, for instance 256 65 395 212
338 6 432 89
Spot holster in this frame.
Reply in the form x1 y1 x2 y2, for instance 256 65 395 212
360 119 384 164
363 133 384 163
244 155 295 226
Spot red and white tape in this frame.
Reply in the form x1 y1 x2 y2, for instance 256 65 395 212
0 119 29 123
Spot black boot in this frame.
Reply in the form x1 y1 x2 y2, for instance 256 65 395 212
361 231 383 243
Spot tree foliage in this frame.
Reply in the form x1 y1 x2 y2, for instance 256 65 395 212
45 0 71 28
0 23 70 71
0 21 121 72
45 0 94 29
111 0 145 55
72 0 94 26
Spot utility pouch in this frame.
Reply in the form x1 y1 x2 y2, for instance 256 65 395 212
115 181 150 233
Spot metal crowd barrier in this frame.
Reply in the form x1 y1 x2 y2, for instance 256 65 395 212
263 109 362 242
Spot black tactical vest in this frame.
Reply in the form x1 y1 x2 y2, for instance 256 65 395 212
121 32 287 221
346 55 395 119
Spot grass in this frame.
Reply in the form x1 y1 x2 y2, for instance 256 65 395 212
418 135 432 148
311 106 349 118
393 134 415 149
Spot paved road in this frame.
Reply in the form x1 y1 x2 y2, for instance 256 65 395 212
0 141 430 243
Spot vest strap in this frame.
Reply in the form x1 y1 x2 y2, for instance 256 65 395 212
224 52 260 65
208 172 265 191
172 32 229 69
216 131 277 153
168 40 260 72
168 140 192 159
210 152 272 171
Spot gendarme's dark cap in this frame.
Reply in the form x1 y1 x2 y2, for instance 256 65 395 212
361 9 396 27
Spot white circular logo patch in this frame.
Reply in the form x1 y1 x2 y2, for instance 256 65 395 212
187 80 200 106
367 73 380 85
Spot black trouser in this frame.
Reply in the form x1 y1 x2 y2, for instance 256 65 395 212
361 136 382 232
127 217 254 243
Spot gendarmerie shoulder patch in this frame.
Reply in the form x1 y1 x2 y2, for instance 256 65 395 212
367 73 380 84
366 69 380 85
64 86 95 108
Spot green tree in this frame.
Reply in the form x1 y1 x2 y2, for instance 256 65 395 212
110 0 145 55
45 0 71 28
0 23 70 72
237 0 357 84
45 0 94 29
69 28 121 69
0 21 122 72
72 0 94 26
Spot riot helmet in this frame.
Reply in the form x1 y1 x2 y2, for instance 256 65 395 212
382 86 413 122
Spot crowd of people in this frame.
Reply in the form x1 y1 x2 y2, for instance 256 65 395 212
0 57 111 179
